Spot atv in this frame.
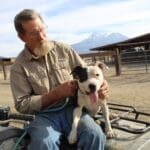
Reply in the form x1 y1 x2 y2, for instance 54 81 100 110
0 103 150 150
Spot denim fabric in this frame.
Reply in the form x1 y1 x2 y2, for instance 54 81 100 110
27 101 105 150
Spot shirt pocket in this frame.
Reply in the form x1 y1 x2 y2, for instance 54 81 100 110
27 73 49 94
52 59 73 82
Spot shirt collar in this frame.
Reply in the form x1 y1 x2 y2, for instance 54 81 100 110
24 46 33 61
24 41 54 61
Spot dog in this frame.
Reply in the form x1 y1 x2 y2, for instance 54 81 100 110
68 62 115 144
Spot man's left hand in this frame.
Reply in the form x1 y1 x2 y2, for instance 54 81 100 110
98 80 109 99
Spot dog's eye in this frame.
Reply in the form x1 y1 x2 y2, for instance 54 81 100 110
96 74 99 77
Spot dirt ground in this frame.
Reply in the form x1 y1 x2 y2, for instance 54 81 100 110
0 66 150 115
105 68 150 113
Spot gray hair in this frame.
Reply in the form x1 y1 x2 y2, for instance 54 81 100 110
14 9 43 34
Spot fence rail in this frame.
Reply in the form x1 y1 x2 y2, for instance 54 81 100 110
121 49 150 73
1 49 150 80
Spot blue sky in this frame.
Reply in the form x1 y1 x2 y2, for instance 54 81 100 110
0 0 150 57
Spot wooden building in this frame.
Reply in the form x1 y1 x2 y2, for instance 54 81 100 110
90 33 150 76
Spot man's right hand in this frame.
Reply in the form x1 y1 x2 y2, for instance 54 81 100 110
54 80 78 98
42 80 78 108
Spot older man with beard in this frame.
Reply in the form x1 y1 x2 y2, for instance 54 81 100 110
10 9 108 150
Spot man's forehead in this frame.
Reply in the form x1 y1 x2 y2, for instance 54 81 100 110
22 18 44 31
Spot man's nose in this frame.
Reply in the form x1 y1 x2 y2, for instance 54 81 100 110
37 31 45 41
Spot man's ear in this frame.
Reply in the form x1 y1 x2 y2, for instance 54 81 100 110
71 66 83 79
18 33 26 42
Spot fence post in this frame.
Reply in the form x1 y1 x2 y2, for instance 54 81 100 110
143 50 148 73
92 55 96 63
114 48 121 76
0 60 7 80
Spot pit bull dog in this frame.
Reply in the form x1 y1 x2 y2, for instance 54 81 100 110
68 62 115 144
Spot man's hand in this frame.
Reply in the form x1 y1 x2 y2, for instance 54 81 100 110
55 80 78 98
42 80 78 108
98 80 109 99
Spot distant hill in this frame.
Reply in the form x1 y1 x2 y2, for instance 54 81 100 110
0 56 6 58
0 56 12 59
71 32 128 54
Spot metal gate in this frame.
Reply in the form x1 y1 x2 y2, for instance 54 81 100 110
121 48 150 73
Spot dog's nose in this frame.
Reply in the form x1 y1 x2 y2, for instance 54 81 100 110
89 84 96 92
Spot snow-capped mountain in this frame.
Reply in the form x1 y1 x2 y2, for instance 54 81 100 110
71 32 128 54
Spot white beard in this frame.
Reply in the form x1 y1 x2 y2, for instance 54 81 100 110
33 41 52 57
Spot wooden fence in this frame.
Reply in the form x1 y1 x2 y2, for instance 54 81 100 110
120 49 150 73
0 52 116 80
0 58 15 80
2 49 149 80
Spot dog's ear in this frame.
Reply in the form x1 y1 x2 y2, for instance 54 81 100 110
71 66 83 79
96 61 109 70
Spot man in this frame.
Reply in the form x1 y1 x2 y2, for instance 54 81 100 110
10 9 109 150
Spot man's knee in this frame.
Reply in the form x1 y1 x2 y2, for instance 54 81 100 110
27 126 61 150
77 129 105 150
28 138 59 150
28 134 60 150
80 128 105 142
77 114 106 149
78 114 103 132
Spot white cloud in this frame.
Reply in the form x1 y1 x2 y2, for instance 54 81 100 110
0 0 150 57
0 42 23 57
45 0 150 33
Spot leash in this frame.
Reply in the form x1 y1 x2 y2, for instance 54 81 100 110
42 98 69 112
12 129 28 150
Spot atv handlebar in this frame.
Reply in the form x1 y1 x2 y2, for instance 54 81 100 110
0 106 35 122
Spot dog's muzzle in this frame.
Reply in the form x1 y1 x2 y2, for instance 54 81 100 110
88 84 96 93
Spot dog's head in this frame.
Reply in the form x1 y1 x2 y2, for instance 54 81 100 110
71 62 108 102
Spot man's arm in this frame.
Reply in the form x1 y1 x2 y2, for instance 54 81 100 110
10 65 77 114
10 67 42 114
41 80 77 109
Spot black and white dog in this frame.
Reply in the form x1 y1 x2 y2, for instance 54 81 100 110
68 62 115 144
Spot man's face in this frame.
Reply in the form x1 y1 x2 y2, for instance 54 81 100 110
21 18 50 56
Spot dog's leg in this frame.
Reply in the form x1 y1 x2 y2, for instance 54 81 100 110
101 101 115 138
68 106 83 144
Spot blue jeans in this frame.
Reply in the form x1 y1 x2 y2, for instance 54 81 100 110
27 101 106 150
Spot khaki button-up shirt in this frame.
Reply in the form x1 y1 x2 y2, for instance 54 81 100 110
10 41 85 114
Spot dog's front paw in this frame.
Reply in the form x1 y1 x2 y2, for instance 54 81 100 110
68 130 77 144
106 129 115 138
